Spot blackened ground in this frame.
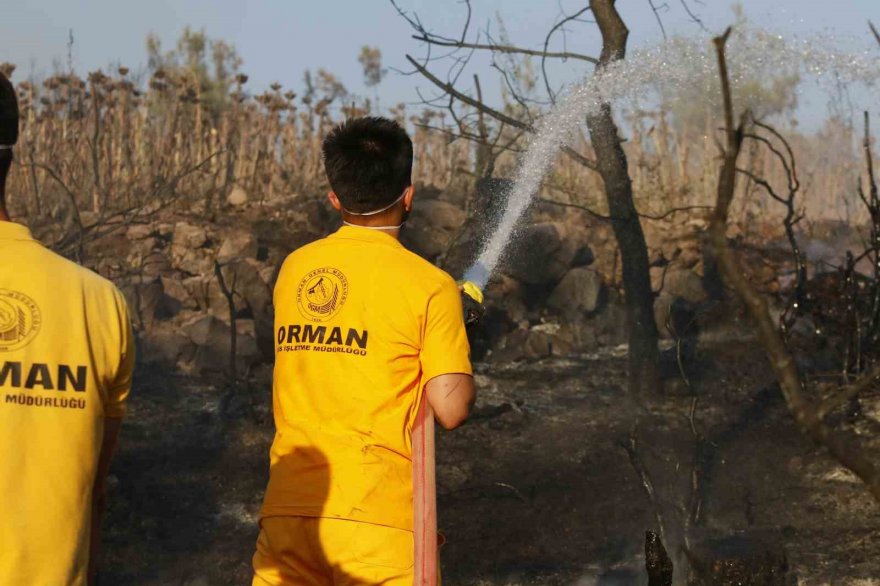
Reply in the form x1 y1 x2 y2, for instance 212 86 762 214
101 342 880 586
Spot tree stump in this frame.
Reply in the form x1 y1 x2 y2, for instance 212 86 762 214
687 536 796 586
645 530 674 586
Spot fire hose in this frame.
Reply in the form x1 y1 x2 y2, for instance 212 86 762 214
413 281 484 586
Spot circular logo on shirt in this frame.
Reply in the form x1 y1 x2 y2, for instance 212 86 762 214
0 289 41 352
297 267 349 322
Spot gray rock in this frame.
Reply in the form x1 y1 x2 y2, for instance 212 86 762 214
416 199 466 231
402 199 467 261
181 315 262 375
492 324 573 362
548 267 605 315
161 276 198 310
502 222 592 285
126 224 154 240
140 326 196 367
217 230 258 261
172 248 214 276
660 267 707 304
141 250 172 278
172 222 208 249
215 259 272 318
121 277 175 328
227 185 249 207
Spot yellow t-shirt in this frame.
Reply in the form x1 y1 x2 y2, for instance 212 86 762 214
260 225 472 531
0 221 134 586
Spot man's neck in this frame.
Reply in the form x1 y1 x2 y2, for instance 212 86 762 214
341 213 403 240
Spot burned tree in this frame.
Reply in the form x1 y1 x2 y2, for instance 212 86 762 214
585 0 659 393
392 0 661 393
709 29 880 503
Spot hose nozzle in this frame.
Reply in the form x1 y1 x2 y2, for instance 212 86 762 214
458 280 485 326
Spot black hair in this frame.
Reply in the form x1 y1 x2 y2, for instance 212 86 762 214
0 72 18 196
322 117 413 214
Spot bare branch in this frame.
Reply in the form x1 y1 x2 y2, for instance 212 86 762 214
736 168 787 205
639 204 714 221
405 55 598 170
870 20 880 47
817 362 880 420
538 197 612 221
679 0 709 32
542 6 593 102
540 195 710 222
412 35 599 65
647 0 669 41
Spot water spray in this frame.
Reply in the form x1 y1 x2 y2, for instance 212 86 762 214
459 30 880 296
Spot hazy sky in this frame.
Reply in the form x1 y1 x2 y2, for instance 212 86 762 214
2 0 879 124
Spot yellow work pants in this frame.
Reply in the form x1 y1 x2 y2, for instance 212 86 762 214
252 516 414 586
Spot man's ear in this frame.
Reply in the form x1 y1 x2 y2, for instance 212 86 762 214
327 191 343 212
404 185 415 211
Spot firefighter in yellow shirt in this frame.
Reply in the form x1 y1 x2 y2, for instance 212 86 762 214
0 73 135 585
252 117 476 585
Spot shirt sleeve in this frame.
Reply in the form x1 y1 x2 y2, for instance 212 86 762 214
420 277 473 385
105 288 135 418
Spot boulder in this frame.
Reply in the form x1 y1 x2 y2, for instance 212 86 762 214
492 323 574 362
172 222 208 249
156 223 175 238
678 245 702 270
172 248 214 276
121 277 175 329
655 294 700 340
181 315 262 375
139 326 196 368
217 230 258 261
215 259 272 319
141 250 172 278
126 224 154 240
587 293 629 349
655 267 707 304
502 222 593 286
502 223 565 284
213 260 275 359
161 276 198 310
227 185 249 207
417 199 466 231
402 199 467 261
548 267 605 316
182 276 212 311
485 274 529 326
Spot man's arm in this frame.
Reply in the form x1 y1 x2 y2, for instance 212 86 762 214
419 276 476 430
425 373 475 430
88 417 122 585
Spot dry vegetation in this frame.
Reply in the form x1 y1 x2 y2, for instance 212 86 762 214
0 30 870 258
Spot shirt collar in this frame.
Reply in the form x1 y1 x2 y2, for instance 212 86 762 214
0 221 35 242
329 225 404 248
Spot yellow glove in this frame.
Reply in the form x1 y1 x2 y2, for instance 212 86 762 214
457 280 485 326
458 280 484 305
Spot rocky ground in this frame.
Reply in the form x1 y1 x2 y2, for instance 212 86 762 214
47 183 879 585
100 341 880 586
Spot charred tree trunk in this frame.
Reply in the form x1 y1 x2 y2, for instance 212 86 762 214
587 0 660 394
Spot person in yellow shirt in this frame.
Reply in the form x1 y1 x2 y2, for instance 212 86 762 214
0 72 135 585
252 117 476 586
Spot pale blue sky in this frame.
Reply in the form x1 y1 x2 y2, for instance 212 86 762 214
2 0 879 124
